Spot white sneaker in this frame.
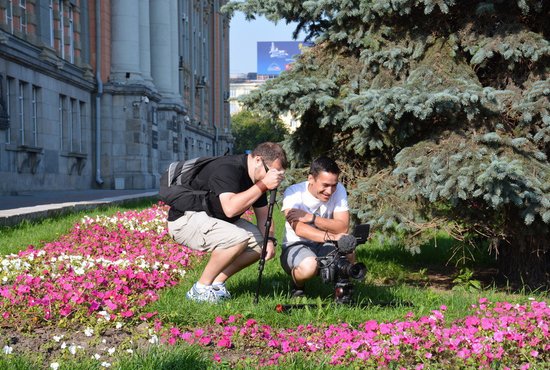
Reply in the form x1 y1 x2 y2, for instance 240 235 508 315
186 283 220 303
212 283 231 300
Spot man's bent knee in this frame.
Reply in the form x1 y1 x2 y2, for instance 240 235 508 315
295 257 318 279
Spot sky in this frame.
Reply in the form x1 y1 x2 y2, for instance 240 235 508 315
229 12 305 75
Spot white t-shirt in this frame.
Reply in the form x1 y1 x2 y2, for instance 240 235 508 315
282 181 349 246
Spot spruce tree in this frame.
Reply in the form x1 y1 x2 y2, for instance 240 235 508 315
224 0 550 287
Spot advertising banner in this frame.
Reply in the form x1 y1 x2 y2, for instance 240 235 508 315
257 41 309 76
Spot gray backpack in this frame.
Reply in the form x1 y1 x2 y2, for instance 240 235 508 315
159 156 218 214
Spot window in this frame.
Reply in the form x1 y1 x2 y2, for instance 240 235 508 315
6 0 13 34
49 0 54 47
5 77 13 144
18 81 26 145
78 101 85 152
19 0 27 34
31 85 39 147
68 98 74 151
58 0 64 59
68 5 74 63
59 95 66 150
70 98 80 151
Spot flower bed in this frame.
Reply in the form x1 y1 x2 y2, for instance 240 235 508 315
151 299 550 368
0 205 201 327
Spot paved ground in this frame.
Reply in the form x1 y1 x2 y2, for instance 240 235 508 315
0 189 159 226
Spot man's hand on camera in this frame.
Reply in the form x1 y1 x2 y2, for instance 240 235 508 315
285 208 314 225
263 168 285 190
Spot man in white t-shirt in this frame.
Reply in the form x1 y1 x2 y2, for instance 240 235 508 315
280 156 350 297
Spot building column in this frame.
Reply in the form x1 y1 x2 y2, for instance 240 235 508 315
139 0 154 87
150 0 180 100
110 0 143 83
170 0 180 96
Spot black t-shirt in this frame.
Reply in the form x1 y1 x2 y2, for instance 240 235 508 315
167 154 267 223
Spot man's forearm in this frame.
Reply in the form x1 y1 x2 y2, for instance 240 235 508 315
310 215 348 234
293 222 337 243
220 183 266 218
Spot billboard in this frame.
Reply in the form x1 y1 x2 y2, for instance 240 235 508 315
257 41 309 76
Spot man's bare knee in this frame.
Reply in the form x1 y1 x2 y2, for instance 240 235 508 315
295 257 318 279
231 238 249 253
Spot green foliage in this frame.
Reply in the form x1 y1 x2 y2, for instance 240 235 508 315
452 268 482 292
224 0 550 286
231 110 289 154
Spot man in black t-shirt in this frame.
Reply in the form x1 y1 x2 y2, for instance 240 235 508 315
167 142 287 303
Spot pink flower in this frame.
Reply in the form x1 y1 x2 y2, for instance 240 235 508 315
217 338 232 348
363 320 378 331
120 310 134 317
199 336 211 345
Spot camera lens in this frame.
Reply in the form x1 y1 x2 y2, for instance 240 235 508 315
348 262 366 280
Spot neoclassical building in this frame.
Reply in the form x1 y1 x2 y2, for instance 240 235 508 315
0 0 231 193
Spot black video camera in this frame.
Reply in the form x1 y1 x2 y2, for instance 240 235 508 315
317 224 370 304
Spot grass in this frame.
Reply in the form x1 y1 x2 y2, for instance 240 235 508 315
0 201 548 369
150 209 542 328
0 199 156 255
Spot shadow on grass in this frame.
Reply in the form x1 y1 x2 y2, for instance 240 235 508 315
233 269 410 309
356 233 498 288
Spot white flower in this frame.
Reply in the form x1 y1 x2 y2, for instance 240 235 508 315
115 322 123 329
148 334 159 344
98 311 111 321
84 327 94 337
93 353 101 360
101 362 111 368
3 345 13 354
69 345 77 355
107 347 116 355
126 349 134 354
60 342 67 349
50 363 60 370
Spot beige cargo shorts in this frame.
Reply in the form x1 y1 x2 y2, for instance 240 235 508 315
167 211 263 253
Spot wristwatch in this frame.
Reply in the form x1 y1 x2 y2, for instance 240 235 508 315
267 236 278 246
308 213 317 225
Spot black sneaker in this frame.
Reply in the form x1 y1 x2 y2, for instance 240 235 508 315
290 282 305 297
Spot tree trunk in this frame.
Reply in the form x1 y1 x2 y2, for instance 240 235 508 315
496 228 550 290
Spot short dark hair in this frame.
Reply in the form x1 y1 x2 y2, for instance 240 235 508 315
309 156 340 178
251 142 288 169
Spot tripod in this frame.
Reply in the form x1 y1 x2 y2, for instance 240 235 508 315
253 188 277 304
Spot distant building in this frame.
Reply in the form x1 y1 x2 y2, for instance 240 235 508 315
0 0 231 193
229 74 299 132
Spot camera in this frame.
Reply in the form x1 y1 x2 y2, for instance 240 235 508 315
317 224 369 304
